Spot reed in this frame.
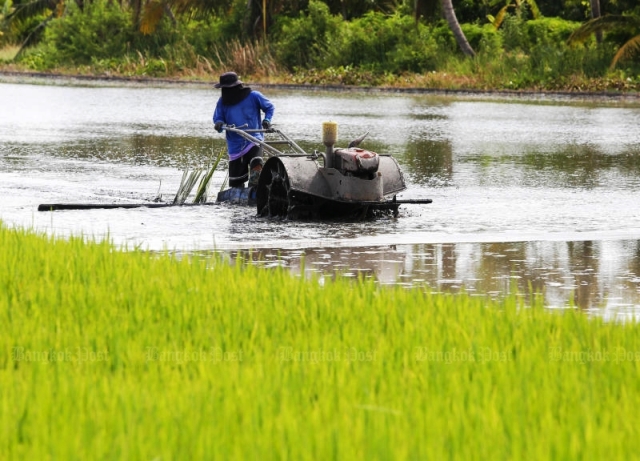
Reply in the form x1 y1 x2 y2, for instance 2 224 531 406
1 224 639 460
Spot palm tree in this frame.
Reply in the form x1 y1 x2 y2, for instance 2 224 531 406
589 0 601 20
589 0 602 43
441 0 475 57
568 14 640 69
3 0 70 58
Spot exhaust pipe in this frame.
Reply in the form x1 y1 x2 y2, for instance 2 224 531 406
322 121 338 169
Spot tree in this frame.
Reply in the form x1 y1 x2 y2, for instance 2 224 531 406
589 0 602 43
441 0 475 57
568 14 640 69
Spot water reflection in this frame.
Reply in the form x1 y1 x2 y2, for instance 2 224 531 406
51 136 220 168
224 240 640 320
14 131 640 191
403 139 454 187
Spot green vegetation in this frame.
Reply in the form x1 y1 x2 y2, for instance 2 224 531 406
2 223 640 459
0 0 638 91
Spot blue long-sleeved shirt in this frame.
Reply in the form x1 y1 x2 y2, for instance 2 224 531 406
213 91 275 160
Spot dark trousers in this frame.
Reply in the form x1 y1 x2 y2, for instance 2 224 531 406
229 145 261 187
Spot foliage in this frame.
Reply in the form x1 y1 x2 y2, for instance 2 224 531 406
487 0 541 29
290 65 390 85
323 0 396 20
2 0 639 91
568 14 640 69
272 0 341 69
461 22 503 54
0 0 46 45
429 21 502 56
327 12 436 72
524 16 581 47
500 13 529 51
215 0 254 42
20 0 132 67
3 225 640 459
183 16 228 57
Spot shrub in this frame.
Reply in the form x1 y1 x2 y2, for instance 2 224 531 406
26 0 132 67
272 0 341 70
525 17 581 47
461 22 503 54
326 13 439 73
501 14 528 52
130 18 181 58
184 17 228 57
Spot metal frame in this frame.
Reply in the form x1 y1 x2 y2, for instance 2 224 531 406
223 125 309 157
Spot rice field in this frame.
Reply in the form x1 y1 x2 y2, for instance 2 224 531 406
1 224 640 460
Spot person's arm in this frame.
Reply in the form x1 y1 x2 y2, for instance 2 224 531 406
213 100 225 132
254 92 275 124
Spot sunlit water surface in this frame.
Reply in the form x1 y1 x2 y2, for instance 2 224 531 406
2 80 640 319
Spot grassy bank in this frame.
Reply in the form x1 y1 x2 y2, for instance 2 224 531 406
2 0 639 94
2 60 639 94
1 224 640 460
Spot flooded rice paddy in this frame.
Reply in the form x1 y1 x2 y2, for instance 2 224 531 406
1 78 640 318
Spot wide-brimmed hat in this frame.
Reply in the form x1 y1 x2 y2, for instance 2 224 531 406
215 72 243 88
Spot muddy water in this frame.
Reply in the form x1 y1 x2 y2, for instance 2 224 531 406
1 80 640 318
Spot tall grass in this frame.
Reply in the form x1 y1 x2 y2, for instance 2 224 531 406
1 224 640 460
0 45 19 62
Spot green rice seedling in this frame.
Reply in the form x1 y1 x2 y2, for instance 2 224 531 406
1 223 640 460
193 147 226 204
172 168 202 205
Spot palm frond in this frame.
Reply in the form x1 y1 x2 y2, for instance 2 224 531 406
491 5 509 29
4 0 58 22
568 15 640 44
3 0 13 17
14 10 54 58
611 34 640 69
525 0 540 19
140 0 165 34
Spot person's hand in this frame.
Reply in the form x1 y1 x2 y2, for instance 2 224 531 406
262 119 271 130
214 121 223 133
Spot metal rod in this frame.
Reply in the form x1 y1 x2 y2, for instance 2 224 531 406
274 130 308 155
223 126 307 156
38 202 218 212
360 199 433 208
391 199 433 204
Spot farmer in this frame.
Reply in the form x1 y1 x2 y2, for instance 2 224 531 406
213 71 275 188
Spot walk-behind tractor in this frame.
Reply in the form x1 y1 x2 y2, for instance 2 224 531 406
38 123 431 218
217 122 432 219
